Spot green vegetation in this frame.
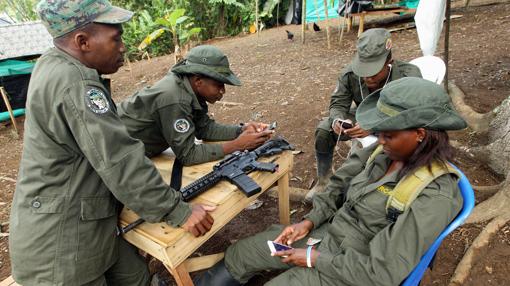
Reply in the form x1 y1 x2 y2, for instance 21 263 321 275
0 0 37 22
114 0 288 59
0 0 288 59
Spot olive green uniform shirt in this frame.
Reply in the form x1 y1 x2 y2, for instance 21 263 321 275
318 60 422 131
118 73 241 165
304 144 462 285
225 144 462 285
9 48 191 285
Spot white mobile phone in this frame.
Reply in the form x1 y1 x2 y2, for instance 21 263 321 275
267 240 293 254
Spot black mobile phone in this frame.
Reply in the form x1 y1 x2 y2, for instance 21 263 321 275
340 121 353 129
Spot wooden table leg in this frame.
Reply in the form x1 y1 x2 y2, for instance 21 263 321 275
0 87 19 135
165 263 194 286
347 16 353 32
358 14 365 37
277 172 290 225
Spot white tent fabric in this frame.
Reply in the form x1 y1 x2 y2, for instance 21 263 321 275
414 0 446 56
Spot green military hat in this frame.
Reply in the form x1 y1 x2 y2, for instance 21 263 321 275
171 45 241 86
356 77 467 132
37 0 133 38
352 28 392 77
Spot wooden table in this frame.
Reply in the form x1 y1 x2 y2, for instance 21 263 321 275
348 8 416 37
119 150 293 285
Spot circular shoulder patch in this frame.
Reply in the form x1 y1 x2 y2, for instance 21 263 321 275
85 88 110 114
174 119 190 133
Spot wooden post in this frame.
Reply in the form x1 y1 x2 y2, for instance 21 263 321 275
0 87 19 136
255 0 259 38
314 0 320 24
276 0 280 28
323 0 330 49
301 0 306 44
358 14 365 37
444 0 451 90
339 0 350 44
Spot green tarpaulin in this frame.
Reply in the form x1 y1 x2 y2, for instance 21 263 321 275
0 60 34 77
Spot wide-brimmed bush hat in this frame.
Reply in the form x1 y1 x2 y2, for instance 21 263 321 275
171 45 241 86
356 77 467 131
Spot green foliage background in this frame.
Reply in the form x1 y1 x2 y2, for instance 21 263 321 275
114 0 290 59
1 0 290 59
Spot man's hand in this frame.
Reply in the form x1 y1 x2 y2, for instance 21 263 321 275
224 129 273 154
273 248 320 267
343 123 370 138
274 220 314 246
332 119 353 135
182 204 216 237
242 121 268 133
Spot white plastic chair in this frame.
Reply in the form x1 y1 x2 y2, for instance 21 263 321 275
409 56 446 85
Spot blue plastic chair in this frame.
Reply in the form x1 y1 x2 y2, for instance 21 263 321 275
402 164 475 286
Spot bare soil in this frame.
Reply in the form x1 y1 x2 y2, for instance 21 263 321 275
1 3 510 285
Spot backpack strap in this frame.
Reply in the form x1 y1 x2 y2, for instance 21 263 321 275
385 161 459 222
366 144 384 166
365 145 459 222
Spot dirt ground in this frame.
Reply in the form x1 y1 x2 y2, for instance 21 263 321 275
1 3 510 285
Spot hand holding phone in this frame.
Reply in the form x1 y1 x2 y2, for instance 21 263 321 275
267 240 293 255
265 121 277 131
340 121 353 129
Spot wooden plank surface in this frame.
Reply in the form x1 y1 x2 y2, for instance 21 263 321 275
0 276 19 286
182 253 225 273
119 151 293 268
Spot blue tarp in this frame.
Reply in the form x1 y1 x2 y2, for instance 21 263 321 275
305 0 340 23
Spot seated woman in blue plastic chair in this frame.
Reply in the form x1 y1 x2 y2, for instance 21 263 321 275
194 77 469 286
403 165 475 286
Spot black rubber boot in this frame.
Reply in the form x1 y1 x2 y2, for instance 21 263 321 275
193 260 242 286
305 152 334 202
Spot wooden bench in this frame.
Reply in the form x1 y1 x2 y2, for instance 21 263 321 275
347 7 416 37
0 276 19 286
119 150 293 286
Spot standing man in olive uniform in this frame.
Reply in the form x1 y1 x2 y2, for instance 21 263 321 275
9 1 214 285
118 45 273 166
308 28 422 200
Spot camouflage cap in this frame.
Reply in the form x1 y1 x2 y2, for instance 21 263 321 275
356 77 467 132
37 0 133 38
171 45 241 86
351 28 392 77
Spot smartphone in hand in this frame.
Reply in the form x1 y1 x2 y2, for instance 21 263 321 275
266 121 277 131
267 240 292 254
340 121 353 129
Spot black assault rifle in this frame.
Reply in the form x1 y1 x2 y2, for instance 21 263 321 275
120 137 294 234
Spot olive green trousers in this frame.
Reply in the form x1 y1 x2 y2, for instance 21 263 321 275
224 224 339 286
84 238 149 286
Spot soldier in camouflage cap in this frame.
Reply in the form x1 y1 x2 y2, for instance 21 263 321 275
9 1 217 285
37 0 133 38
307 28 422 201
118 45 273 166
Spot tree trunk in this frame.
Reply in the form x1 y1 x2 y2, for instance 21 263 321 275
485 96 510 175
464 95 510 223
